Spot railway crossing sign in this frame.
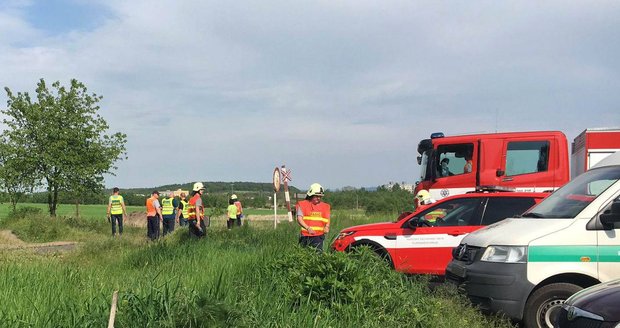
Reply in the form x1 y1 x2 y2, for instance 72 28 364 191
281 167 292 182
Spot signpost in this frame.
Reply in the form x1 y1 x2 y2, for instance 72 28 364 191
281 165 293 222
272 167 281 229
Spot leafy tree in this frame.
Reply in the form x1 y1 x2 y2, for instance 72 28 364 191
2 79 127 216
0 140 36 211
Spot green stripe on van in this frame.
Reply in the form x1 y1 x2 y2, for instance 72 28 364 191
529 246 620 262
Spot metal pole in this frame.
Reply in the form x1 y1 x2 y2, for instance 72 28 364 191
273 192 277 229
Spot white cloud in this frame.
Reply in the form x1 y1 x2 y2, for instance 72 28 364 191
1 0 619 189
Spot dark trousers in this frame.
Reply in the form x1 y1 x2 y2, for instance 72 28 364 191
147 216 160 240
111 214 123 236
236 214 243 226
299 235 325 252
188 219 205 238
227 218 236 229
162 216 175 236
179 216 188 227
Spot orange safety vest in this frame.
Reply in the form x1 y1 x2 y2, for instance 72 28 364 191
187 193 202 220
234 201 243 215
146 197 157 217
296 200 330 237
424 209 447 223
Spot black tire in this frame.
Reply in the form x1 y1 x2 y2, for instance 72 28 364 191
523 283 582 328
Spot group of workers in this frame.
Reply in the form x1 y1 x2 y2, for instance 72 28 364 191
106 181 333 252
106 182 244 240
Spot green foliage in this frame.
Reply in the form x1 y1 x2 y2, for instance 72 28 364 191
0 209 513 328
324 187 414 214
2 79 127 216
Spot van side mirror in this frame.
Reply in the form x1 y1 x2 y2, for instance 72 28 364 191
496 169 505 177
600 201 620 228
417 156 422 165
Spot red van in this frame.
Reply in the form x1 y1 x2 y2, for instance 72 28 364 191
332 190 547 275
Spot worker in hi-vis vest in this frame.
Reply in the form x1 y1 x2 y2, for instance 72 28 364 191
231 194 244 226
187 182 206 238
176 192 189 227
161 191 178 236
296 183 331 252
146 191 163 241
107 187 127 237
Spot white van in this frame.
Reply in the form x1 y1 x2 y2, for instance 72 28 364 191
446 152 620 328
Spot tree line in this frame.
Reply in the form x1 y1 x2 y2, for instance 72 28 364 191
0 79 414 216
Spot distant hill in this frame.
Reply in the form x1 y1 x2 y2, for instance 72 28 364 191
109 181 301 195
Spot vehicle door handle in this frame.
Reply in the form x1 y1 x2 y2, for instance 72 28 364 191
384 234 397 240
448 232 466 236
502 177 514 182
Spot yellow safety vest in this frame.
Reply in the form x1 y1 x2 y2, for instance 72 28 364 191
180 200 189 218
109 195 124 215
162 197 175 216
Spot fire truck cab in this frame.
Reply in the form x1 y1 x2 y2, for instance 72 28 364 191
416 131 570 200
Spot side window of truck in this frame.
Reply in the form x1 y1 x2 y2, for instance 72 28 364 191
505 141 550 176
481 197 537 225
436 143 475 177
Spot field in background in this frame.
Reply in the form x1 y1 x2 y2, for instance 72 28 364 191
0 207 512 327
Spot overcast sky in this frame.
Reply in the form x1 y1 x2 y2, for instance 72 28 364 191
1 0 619 191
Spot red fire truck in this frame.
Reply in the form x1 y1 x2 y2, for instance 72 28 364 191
415 128 620 200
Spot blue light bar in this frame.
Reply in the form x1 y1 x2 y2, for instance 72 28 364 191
430 132 445 139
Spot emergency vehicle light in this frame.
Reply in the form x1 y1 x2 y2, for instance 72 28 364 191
473 185 516 193
430 132 445 139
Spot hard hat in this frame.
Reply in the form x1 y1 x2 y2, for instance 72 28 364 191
192 182 205 192
415 190 431 202
306 183 325 197
230 194 238 200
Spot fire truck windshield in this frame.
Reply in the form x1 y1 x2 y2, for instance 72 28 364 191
419 150 433 181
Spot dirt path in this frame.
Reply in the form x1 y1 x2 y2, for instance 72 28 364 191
0 230 78 253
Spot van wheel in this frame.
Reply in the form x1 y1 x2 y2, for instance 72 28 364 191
523 283 581 328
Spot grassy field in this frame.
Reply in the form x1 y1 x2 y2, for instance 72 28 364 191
0 206 513 327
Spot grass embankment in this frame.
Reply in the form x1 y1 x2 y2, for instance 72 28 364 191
0 207 512 327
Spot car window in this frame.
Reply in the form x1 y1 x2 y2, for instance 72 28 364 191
481 197 537 225
417 198 482 227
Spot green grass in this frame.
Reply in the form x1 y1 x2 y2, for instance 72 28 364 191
0 203 144 220
0 209 514 327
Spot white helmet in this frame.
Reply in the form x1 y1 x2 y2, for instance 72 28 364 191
230 194 238 200
192 182 205 192
307 183 325 197
415 189 435 205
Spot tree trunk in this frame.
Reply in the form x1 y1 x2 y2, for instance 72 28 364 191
75 199 80 218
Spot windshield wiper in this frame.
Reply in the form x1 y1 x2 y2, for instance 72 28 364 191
521 212 545 218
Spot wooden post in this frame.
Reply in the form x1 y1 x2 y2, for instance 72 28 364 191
108 290 119 328
281 165 293 222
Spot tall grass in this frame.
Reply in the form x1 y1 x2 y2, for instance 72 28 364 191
0 211 514 327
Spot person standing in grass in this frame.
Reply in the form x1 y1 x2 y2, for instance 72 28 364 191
106 187 127 237
176 192 189 227
146 191 163 240
231 194 244 226
296 183 331 252
187 182 206 238
161 192 178 236
226 198 238 230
